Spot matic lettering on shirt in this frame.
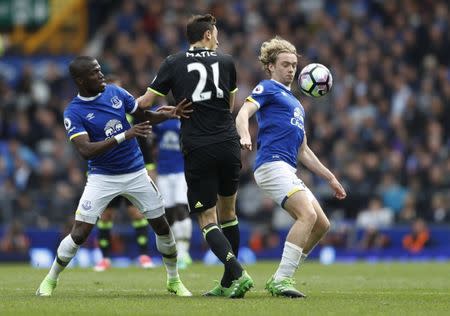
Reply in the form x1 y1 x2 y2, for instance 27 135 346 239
186 51 217 58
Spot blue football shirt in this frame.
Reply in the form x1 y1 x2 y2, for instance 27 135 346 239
152 118 184 175
247 79 306 171
63 84 144 175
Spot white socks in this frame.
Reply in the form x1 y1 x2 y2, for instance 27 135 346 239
179 217 192 240
171 218 192 259
300 252 308 264
274 241 303 282
48 235 80 280
155 232 179 279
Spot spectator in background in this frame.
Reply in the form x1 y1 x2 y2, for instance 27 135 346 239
397 194 418 224
0 220 30 254
429 193 449 224
356 196 392 250
378 173 409 216
402 218 431 254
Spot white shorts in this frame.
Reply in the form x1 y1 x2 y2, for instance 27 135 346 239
254 161 315 208
157 172 188 208
75 168 164 224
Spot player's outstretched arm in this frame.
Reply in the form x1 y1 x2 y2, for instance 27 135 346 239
71 121 152 160
137 88 157 110
298 135 347 200
236 101 258 150
133 99 192 125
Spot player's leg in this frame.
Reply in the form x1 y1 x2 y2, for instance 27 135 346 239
145 214 189 296
197 207 253 298
125 200 154 268
37 174 118 296
124 168 191 296
157 173 185 267
217 139 241 258
94 200 117 272
172 204 192 268
213 139 248 293
265 190 315 298
36 221 94 297
215 194 240 293
254 161 313 298
187 141 252 298
217 194 239 256
301 195 331 261
170 173 192 268
164 204 192 269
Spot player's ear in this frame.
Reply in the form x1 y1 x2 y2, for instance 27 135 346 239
205 29 212 41
268 63 275 73
75 77 83 86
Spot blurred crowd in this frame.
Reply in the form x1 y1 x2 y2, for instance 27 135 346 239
1 0 450 248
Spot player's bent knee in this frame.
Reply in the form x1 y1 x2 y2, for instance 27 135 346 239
218 208 236 222
70 226 92 245
297 206 317 224
70 230 89 245
197 207 218 229
148 215 170 235
322 217 331 233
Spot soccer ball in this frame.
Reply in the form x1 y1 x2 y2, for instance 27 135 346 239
298 63 333 97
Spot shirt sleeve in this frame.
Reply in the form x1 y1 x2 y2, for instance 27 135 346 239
64 110 87 141
114 85 138 114
246 82 270 109
149 57 172 96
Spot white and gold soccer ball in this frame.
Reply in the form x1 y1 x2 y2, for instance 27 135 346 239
298 63 333 97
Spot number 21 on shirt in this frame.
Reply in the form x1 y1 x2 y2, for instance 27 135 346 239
187 62 224 101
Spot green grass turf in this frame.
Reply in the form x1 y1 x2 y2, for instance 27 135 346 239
0 261 449 315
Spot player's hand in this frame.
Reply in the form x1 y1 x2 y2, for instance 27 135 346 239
240 136 252 151
157 99 193 119
125 121 152 139
329 177 347 200
174 98 193 118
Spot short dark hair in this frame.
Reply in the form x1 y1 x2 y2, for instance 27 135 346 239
186 14 216 44
69 56 96 80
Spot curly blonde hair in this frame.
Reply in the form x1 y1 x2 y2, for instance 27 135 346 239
259 36 297 73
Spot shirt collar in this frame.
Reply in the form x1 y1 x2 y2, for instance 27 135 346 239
77 92 102 101
270 79 291 91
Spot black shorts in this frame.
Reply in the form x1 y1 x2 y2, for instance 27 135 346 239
184 139 241 213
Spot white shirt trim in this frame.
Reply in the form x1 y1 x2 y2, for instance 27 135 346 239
129 100 139 114
77 93 102 101
246 96 261 109
270 79 291 91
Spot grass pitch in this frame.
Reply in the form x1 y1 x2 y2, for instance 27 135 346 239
0 261 449 315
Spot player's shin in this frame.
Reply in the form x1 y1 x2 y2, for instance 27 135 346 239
48 235 80 280
179 217 192 242
274 241 302 281
172 219 192 266
220 217 240 257
155 232 179 279
203 224 243 287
